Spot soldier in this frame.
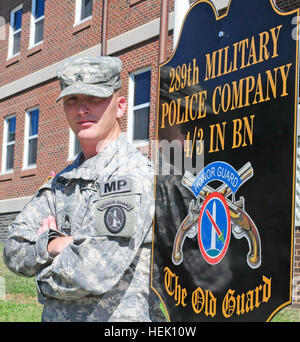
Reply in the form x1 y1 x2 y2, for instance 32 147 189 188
3 56 155 322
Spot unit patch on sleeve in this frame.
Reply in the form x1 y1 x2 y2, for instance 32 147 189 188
92 194 140 238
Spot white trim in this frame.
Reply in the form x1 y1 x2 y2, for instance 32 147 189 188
1 114 16 174
74 0 92 26
127 67 151 147
67 129 80 161
22 106 39 170
173 0 190 49
7 4 23 59
29 0 44 48
0 196 32 214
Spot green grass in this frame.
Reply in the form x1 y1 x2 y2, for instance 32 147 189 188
271 306 300 322
0 243 43 322
0 242 299 322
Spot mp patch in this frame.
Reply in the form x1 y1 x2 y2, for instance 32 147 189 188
100 178 132 197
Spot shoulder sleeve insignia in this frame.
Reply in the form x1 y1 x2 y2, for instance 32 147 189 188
92 194 140 238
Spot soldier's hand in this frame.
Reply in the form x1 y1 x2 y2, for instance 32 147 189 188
38 215 58 235
47 236 74 256
37 215 73 256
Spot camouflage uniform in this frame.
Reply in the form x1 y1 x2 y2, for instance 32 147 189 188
3 133 154 322
3 55 155 321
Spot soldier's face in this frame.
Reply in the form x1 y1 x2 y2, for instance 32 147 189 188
63 93 126 147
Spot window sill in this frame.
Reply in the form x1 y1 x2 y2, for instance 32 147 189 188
0 172 13 182
132 140 150 147
20 167 36 178
6 54 20 67
73 17 92 34
129 0 146 6
27 42 43 57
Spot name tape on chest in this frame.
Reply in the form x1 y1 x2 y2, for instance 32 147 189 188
100 178 132 197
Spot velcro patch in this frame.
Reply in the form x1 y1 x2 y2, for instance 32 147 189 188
91 194 140 238
100 178 132 197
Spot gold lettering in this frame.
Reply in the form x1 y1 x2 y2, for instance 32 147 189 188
221 83 231 112
205 51 217 81
244 76 255 106
232 115 255 149
209 122 227 153
239 39 249 69
279 63 292 97
164 267 187 307
161 103 169 128
258 31 270 63
222 276 272 318
192 287 205 314
212 86 221 114
223 46 233 75
270 25 282 58
203 26 283 81
247 36 258 67
253 73 264 104
197 90 207 119
231 79 244 110
265 68 278 101
262 276 272 303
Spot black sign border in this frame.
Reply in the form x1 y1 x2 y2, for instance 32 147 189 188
151 0 300 322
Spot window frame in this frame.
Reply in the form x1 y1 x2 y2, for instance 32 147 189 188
74 0 93 26
1 115 16 174
23 106 39 170
29 0 45 48
8 4 23 59
68 129 81 161
127 67 151 147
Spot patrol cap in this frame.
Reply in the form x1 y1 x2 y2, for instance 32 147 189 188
56 56 123 102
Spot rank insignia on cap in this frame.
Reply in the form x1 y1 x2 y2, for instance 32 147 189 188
75 73 83 82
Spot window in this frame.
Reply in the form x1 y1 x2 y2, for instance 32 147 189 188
68 130 82 160
30 0 45 47
128 68 151 145
75 0 93 24
8 5 23 58
23 108 39 169
1 116 16 173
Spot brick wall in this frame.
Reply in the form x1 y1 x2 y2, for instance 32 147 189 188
294 228 300 306
276 0 300 11
0 212 18 242
0 0 103 87
0 0 174 200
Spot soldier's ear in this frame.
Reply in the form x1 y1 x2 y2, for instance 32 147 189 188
116 95 127 119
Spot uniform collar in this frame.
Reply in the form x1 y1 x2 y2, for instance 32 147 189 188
56 133 130 182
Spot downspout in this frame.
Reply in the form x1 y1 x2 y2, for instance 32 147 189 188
158 0 170 64
101 0 108 56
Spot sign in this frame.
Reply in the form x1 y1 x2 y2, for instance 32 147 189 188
152 0 299 322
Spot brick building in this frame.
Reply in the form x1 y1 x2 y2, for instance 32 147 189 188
0 0 177 237
0 0 299 308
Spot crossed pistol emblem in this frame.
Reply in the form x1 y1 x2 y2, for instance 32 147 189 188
172 162 261 269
